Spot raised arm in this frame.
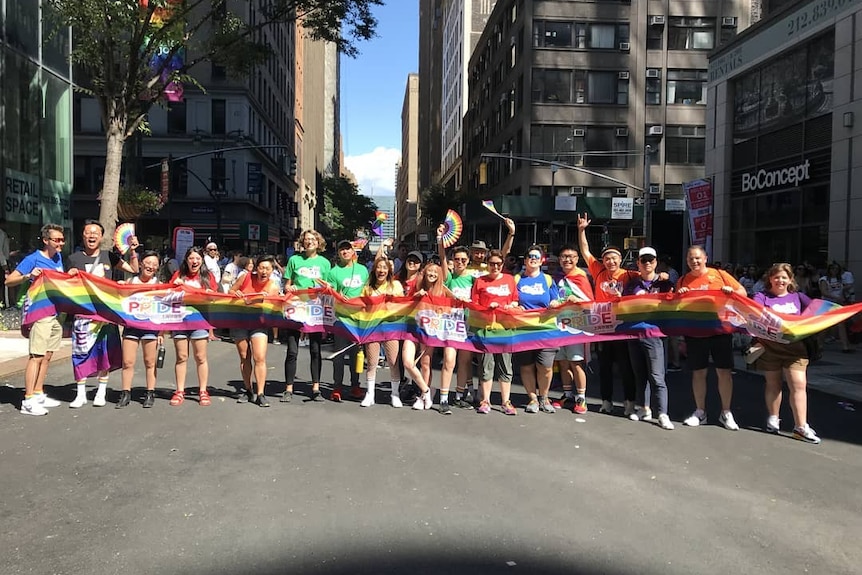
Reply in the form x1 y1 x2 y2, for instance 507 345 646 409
436 224 448 271
500 218 516 258
576 213 594 262
376 237 393 262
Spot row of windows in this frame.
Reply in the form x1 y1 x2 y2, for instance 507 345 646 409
533 17 736 52
532 69 706 106
531 125 706 167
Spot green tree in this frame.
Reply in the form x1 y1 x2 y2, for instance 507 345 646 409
319 176 377 246
46 0 381 246
419 182 461 226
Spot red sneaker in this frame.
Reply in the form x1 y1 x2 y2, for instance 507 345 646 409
350 386 364 400
330 388 342 402
573 397 587 414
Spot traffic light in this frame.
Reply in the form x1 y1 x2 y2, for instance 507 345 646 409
289 156 297 177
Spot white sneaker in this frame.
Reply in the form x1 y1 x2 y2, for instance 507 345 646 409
360 393 375 407
629 407 653 422
719 411 740 431
422 390 433 410
69 395 87 409
411 396 426 410
683 410 707 426
390 394 403 408
765 415 780 434
20 399 48 416
599 400 614 414
793 424 821 444
623 400 636 417
93 393 107 407
35 394 62 408
657 413 675 430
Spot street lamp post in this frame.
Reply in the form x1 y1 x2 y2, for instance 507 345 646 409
643 144 653 245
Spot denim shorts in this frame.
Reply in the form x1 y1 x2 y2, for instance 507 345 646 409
173 329 210 340
124 327 160 341
231 327 270 340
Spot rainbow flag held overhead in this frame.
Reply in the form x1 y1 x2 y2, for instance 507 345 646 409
23 271 862 355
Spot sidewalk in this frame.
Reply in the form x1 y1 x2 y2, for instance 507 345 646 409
0 331 72 380
733 339 862 404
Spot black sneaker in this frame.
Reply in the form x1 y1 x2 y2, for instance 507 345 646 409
237 390 250 404
311 390 324 402
142 390 155 409
280 391 292 403
464 390 475 405
439 400 452 415
257 393 270 408
115 390 131 409
454 397 474 410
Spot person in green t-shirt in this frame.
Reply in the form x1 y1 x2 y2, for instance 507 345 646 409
281 229 331 403
325 239 369 401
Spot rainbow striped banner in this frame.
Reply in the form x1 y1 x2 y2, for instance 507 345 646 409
23 271 862 354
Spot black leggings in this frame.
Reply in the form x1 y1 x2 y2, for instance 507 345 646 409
598 340 635 402
283 329 322 385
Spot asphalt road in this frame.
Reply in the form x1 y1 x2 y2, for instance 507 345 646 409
1 340 860 575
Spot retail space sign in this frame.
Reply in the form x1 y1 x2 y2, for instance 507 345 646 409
41 178 72 231
4 169 40 224
173 227 195 258
243 222 266 241
684 179 714 257
611 197 634 220
665 199 686 212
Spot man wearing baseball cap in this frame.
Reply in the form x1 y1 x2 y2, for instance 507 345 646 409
466 217 516 278
326 239 368 402
577 213 667 417
204 242 221 283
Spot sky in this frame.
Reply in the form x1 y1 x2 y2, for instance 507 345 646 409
341 1 419 197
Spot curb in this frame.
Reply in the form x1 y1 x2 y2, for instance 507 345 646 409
0 332 73 379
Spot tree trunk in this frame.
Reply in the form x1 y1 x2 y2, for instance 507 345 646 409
98 126 126 250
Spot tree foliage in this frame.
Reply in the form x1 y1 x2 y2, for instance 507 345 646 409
45 0 381 246
319 176 377 247
419 183 462 226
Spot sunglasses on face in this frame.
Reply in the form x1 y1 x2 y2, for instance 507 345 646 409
488 261 503 267
453 257 469 262
639 256 656 264
526 253 542 260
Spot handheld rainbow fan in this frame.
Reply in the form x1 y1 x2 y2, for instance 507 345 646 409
113 223 136 254
441 209 463 248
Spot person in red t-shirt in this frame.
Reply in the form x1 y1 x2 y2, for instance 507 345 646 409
676 245 747 430
577 213 642 417
471 250 519 415
168 246 218 407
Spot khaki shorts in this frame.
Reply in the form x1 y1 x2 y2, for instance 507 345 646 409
29 316 63 356
756 340 809 372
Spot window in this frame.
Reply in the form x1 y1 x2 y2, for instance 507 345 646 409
211 157 227 193
211 62 226 80
533 21 572 47
212 99 226 134
532 69 572 103
667 70 707 104
646 73 661 105
574 71 628 105
574 22 629 49
665 125 706 165
668 17 715 51
647 20 664 50
167 100 186 134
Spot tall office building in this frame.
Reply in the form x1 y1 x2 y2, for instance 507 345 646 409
396 74 420 243
1 1 73 253
448 0 756 265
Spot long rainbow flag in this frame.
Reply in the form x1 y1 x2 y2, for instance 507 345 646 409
22 270 862 354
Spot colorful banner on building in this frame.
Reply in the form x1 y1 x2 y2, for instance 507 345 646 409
21 271 862 355
684 178 714 257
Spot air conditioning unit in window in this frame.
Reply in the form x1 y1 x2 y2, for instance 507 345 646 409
619 42 631 52
573 128 586 137
648 125 664 136
722 17 738 27
649 16 666 26
616 127 629 137
646 69 661 78
618 71 630 80
615 188 628 197
649 185 661 195
572 186 585 195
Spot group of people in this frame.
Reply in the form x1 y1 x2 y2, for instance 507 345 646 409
7 217 834 445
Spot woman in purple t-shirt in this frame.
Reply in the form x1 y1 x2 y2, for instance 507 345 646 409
752 263 820 444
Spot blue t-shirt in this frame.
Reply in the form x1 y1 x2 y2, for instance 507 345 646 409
515 273 560 310
15 250 64 306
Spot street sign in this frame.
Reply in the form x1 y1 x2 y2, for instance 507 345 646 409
247 162 262 195
160 158 170 202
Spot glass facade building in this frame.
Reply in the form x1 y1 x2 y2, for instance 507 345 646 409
1 0 73 255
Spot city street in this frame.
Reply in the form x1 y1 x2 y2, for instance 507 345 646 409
1 339 860 575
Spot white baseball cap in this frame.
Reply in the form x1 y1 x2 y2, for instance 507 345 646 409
638 247 657 258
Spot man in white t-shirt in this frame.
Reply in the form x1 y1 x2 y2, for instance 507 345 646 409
204 242 222 283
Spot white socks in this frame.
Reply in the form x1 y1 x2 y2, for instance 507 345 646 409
389 381 402 408
72 381 108 408
93 382 108 407
361 378 375 407
70 383 87 408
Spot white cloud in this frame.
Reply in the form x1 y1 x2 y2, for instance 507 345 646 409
345 147 400 197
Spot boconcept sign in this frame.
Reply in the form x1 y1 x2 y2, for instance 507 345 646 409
741 160 810 192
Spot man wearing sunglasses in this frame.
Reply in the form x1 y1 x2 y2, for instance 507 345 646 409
6 224 68 415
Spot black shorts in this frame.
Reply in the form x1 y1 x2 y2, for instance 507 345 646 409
685 334 734 371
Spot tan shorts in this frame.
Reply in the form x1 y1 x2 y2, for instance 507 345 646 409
756 340 809 372
29 316 63 356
